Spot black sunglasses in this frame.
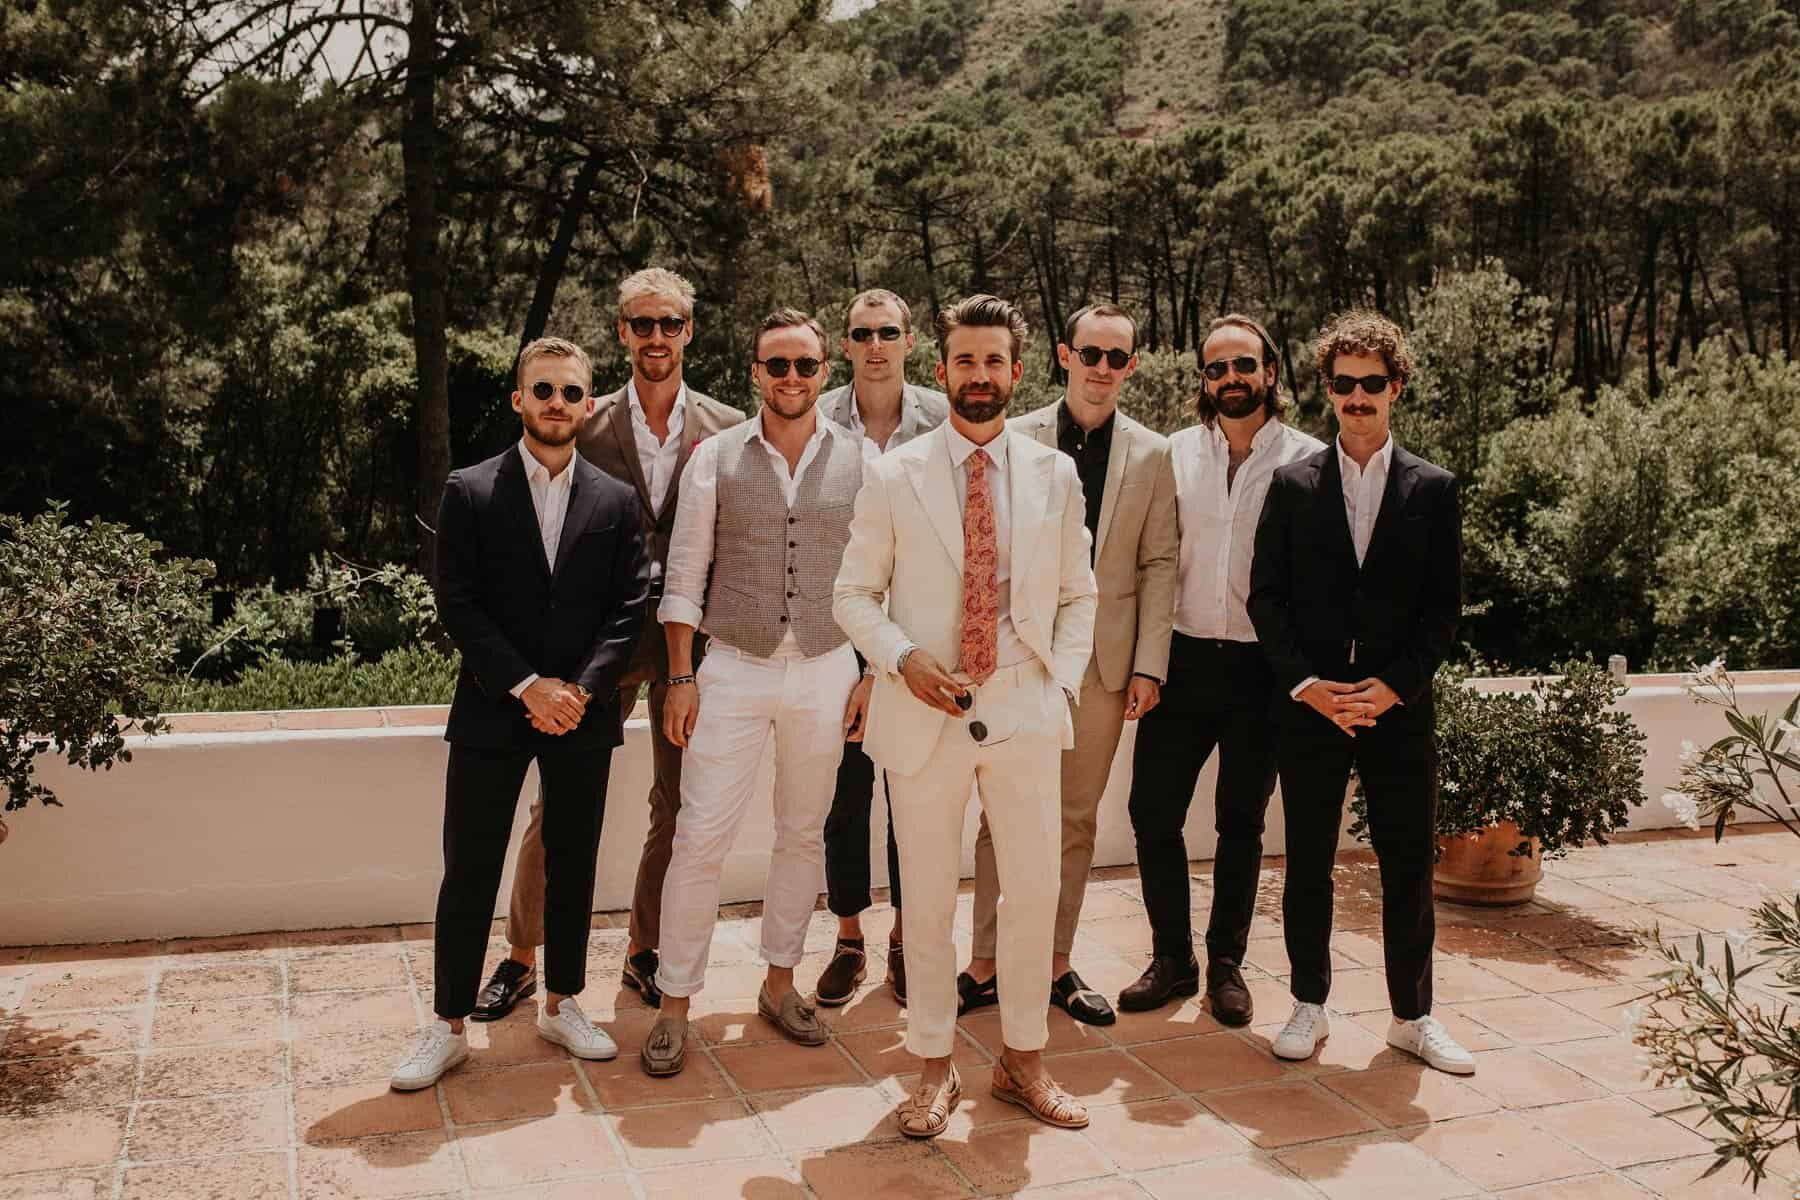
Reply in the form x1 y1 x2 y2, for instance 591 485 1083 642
625 315 688 338
1202 355 1263 381
1329 373 1393 397
848 325 904 343
756 356 823 378
529 381 588 404
1072 345 1132 370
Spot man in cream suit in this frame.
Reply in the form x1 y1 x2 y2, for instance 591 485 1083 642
814 287 949 1008
961 303 1177 1028
835 295 1098 1139
471 269 745 1023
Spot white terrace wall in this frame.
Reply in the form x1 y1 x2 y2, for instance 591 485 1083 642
3 671 1795 945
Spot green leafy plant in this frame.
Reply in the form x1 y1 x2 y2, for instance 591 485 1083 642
0 505 210 824
154 646 460 713
1634 661 1800 1192
1349 660 1646 858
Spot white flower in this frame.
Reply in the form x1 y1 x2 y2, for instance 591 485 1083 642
1690 656 1726 688
1442 780 1460 794
1679 739 1699 762
1725 928 1751 955
1661 791 1701 831
1776 719 1798 750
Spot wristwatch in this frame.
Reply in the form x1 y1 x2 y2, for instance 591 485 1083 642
569 683 591 703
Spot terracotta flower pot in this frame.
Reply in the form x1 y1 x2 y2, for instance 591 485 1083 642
1434 820 1542 906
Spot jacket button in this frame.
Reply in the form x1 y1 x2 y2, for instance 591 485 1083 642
787 566 794 573
788 541 797 548
787 517 797 524
787 592 796 599
779 615 788 623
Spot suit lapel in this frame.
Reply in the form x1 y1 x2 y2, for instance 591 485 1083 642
898 386 930 442
1093 418 1129 565
498 448 553 582
606 393 653 511
1361 449 1413 575
1313 449 1360 576
905 428 965 572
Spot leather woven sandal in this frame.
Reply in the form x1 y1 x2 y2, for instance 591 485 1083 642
897 1062 962 1139
990 1059 1089 1129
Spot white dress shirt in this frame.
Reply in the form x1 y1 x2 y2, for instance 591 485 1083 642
844 387 901 460
657 410 833 657
509 439 576 696
627 379 687 518
1170 418 1324 642
1339 433 1394 567
1290 433 1397 700
935 423 1030 673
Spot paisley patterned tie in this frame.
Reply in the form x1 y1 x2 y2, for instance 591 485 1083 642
959 448 999 684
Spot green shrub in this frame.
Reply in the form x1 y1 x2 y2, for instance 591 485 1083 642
1 505 210 813
155 645 459 712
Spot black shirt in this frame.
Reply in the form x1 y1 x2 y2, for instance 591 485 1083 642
1055 401 1114 563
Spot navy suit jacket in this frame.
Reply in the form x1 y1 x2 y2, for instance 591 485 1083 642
432 445 649 750
1247 442 1461 733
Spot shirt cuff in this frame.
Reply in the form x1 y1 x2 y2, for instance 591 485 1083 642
1289 675 1320 700
510 673 540 699
656 595 704 630
1130 671 1164 686
892 642 918 674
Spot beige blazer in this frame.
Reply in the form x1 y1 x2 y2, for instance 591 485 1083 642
1009 403 1178 690
833 425 1099 777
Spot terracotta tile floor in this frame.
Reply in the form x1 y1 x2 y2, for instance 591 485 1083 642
2 825 1793 1198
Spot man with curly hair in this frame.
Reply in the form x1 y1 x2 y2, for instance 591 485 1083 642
1247 309 1474 1075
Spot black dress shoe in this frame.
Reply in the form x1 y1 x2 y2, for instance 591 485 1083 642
622 948 663 1009
955 971 997 1016
472 959 536 1021
1206 959 1254 1026
887 939 907 1005
814 937 867 1007
1050 969 1116 1026
1117 954 1200 1013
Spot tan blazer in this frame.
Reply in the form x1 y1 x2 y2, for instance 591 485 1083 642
833 425 1099 777
576 384 746 684
1009 403 1178 691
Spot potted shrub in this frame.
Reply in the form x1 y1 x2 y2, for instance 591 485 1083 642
1350 659 1647 904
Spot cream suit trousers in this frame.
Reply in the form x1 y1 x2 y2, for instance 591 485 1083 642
887 660 1064 1059
971 659 1128 959
655 640 858 998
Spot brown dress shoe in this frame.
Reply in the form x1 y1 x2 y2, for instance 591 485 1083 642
887 938 907 1004
758 984 828 1045
990 1059 1088 1128
1206 959 1254 1026
814 938 866 1007
1118 953 1200 1013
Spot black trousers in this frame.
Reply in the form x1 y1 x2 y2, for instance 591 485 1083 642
435 739 613 1020
822 735 903 917
1278 713 1437 1020
1126 635 1278 963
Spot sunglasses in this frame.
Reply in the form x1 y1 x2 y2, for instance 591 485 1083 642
1072 345 1132 370
529 381 588 404
848 325 904 343
756 356 823 378
1202 355 1263 381
1329 373 1393 397
624 315 688 338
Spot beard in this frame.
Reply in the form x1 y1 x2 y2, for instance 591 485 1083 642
1210 380 1265 420
950 379 1010 423
762 387 817 421
635 347 678 382
522 408 580 447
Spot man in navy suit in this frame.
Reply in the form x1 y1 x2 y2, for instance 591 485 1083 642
1247 310 1474 1076
392 336 649 1090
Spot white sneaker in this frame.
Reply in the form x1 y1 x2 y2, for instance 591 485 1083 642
1271 1001 1330 1060
391 1019 468 1090
537 997 618 1060
1387 1014 1475 1074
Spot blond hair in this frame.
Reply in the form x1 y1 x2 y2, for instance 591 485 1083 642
617 267 696 320
515 337 592 389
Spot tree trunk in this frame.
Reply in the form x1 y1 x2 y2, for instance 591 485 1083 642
402 0 450 565
520 152 603 348
918 198 941 319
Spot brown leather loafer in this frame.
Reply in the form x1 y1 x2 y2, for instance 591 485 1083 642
758 984 828 1045
814 938 866 1007
639 1015 687 1077
1118 953 1200 1013
1206 959 1254 1026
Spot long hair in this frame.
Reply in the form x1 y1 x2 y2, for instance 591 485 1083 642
1195 313 1289 425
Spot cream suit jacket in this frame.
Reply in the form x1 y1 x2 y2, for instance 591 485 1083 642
1009 403 1179 690
832 424 1099 778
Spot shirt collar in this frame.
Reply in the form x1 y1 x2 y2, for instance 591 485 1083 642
1336 433 1394 478
1056 399 1114 448
1203 414 1286 451
517 438 574 484
752 407 830 451
945 421 1009 471
627 378 687 427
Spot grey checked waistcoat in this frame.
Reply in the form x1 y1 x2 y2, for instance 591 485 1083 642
702 420 863 658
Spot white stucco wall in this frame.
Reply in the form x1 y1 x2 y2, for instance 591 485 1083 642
3 670 1795 945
